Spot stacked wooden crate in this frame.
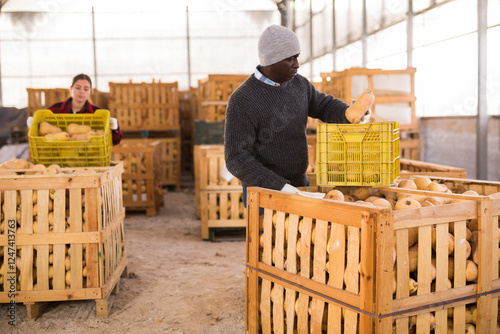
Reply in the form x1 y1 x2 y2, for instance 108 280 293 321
196 74 248 122
108 80 181 190
0 163 127 318
246 176 500 333
195 145 245 241
27 88 109 116
320 67 419 159
111 140 164 216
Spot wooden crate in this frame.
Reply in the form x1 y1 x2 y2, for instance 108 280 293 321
111 140 164 216
321 67 417 132
154 134 182 190
108 80 180 132
193 145 244 240
27 88 110 117
196 74 247 122
399 158 467 179
246 181 499 333
400 130 420 160
0 163 127 319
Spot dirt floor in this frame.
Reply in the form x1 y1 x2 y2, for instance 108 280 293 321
0 173 247 334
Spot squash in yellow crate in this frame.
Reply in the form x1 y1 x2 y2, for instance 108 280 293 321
44 132 69 142
67 123 92 136
39 121 63 136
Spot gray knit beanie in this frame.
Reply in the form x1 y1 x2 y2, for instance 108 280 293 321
258 25 301 66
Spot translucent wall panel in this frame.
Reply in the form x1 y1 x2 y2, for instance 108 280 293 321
413 0 477 49
312 5 333 59
335 41 363 71
487 26 500 115
366 0 407 34
295 24 311 63
366 21 407 69
413 34 477 117
489 0 500 26
335 0 363 46
0 3 279 108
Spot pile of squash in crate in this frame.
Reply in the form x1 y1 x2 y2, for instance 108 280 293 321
247 174 500 333
0 158 127 318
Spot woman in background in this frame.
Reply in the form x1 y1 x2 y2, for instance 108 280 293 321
48 73 122 145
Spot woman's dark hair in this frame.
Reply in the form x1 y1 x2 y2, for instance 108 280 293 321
71 74 92 88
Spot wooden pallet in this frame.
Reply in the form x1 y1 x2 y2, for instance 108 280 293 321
246 180 499 333
108 80 180 132
0 163 127 319
111 140 164 216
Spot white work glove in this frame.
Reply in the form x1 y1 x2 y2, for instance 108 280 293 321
27 116 33 128
221 163 234 182
297 191 325 199
351 99 371 124
359 109 372 124
110 117 118 130
281 184 300 194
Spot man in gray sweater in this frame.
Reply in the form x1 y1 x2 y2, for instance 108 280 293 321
224 24 369 205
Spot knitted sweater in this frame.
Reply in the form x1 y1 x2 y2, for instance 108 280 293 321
224 73 350 191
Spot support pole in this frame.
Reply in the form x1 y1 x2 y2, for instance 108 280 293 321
186 5 192 88
92 7 98 90
477 0 487 179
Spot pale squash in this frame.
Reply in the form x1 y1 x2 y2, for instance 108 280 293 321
39 121 63 136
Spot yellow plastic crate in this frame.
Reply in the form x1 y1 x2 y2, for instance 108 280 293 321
28 109 112 167
316 122 400 186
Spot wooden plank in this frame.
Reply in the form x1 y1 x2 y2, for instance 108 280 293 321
261 209 273 334
246 188 260 334
20 190 34 292
69 188 83 289
36 190 50 291
310 219 328 333
476 198 493 333
272 211 285 333
85 188 99 289
297 217 312 333
395 228 410 334
328 222 346 333
52 189 66 290
416 224 432 333
284 214 299 333
434 223 450 333
452 220 467 333
344 225 359 334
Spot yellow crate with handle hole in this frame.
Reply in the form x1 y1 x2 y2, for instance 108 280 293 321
316 121 400 186
28 109 112 167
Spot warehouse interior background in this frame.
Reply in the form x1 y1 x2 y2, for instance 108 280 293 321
0 0 499 181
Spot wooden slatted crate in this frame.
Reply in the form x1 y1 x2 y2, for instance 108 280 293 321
27 88 110 117
153 134 181 190
193 145 245 240
245 179 499 333
399 158 467 178
320 68 417 132
111 140 164 216
108 80 180 132
0 163 127 319
196 74 247 122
